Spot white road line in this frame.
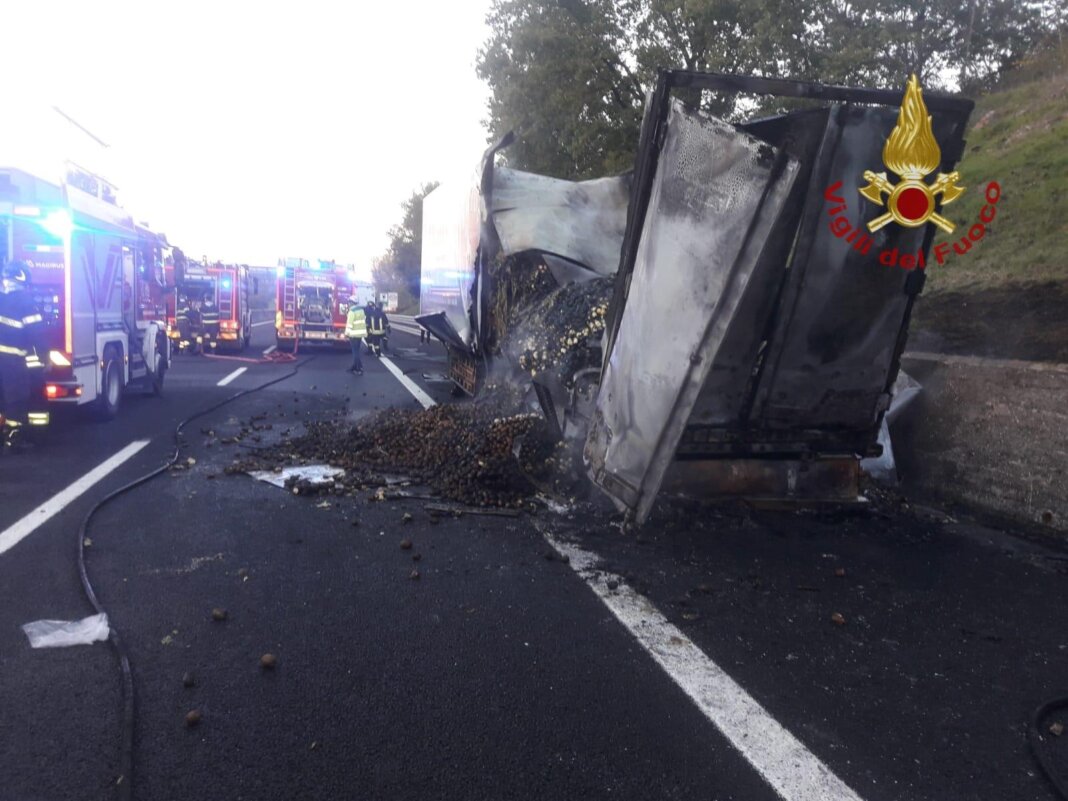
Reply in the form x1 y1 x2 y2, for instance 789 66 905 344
543 531 865 801
0 440 151 557
217 367 247 386
390 323 424 337
380 356 435 409
262 345 277 356
252 319 275 328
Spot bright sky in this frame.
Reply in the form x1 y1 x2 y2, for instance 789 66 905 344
1 0 492 278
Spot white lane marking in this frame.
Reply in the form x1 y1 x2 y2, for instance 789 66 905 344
379 356 435 409
390 323 424 337
217 367 247 386
262 345 277 356
0 440 151 557
252 319 275 328
543 531 865 801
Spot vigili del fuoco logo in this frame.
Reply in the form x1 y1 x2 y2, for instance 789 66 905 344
823 74 1000 271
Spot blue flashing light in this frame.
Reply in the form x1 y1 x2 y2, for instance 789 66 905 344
41 210 72 239
221 279 232 289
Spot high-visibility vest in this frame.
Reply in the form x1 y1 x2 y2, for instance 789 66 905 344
346 308 368 339
369 313 385 335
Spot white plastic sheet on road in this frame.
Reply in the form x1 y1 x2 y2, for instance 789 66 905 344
22 613 110 648
248 465 344 489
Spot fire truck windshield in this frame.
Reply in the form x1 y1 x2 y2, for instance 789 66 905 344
178 278 216 307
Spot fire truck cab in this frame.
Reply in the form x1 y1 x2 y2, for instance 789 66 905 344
275 258 357 350
0 165 171 421
167 260 250 353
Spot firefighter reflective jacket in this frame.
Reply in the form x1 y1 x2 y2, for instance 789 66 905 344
0 287 38 359
201 300 220 329
345 307 368 339
368 311 386 335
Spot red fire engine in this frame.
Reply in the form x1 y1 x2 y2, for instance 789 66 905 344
275 258 361 350
166 260 251 352
0 165 171 421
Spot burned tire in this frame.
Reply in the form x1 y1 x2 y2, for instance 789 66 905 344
95 353 123 420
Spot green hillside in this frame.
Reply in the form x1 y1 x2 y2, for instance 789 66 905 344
928 41 1068 291
911 41 1068 363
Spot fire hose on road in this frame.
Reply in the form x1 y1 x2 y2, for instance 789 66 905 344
76 354 316 799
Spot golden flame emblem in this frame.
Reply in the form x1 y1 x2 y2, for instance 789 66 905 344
860 75 964 233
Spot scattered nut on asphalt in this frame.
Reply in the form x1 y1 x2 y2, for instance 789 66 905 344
402 513 413 523
211 608 228 622
831 612 846 626
182 672 196 688
1050 722 1065 737
260 653 277 669
409 569 421 580
237 568 249 578
184 709 202 727
412 553 422 562
400 538 413 550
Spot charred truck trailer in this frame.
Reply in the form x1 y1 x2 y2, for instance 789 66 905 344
275 258 370 351
0 166 171 421
418 72 973 524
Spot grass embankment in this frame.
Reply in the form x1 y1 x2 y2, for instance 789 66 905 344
912 40 1068 361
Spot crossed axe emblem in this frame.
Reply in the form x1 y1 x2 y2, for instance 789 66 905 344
859 170 965 234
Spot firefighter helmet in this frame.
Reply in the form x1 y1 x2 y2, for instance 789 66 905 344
1 261 31 289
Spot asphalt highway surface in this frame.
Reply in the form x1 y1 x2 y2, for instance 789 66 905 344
1 312 1066 801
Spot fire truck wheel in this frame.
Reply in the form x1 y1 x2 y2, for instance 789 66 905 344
151 354 166 396
96 354 123 420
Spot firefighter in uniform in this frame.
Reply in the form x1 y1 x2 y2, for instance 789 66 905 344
0 262 44 447
200 291 220 350
176 293 192 352
345 302 368 375
367 302 386 357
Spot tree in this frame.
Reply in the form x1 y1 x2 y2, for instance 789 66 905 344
478 0 1063 179
477 0 645 179
373 182 439 307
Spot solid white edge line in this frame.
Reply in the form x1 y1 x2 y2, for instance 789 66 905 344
379 356 435 409
251 319 275 327
542 530 866 801
262 345 277 356
217 367 247 386
0 440 151 557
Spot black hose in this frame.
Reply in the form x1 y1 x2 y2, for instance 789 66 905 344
77 356 315 799
1030 696 1068 800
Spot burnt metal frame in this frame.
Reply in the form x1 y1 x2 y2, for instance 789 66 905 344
602 70 974 455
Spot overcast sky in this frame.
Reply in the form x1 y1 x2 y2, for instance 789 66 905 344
1 0 492 276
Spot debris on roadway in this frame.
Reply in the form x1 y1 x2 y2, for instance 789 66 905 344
230 396 584 510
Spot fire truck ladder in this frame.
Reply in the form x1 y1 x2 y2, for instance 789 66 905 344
282 265 296 321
